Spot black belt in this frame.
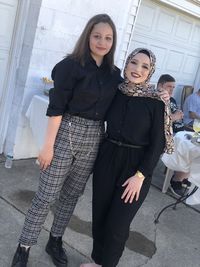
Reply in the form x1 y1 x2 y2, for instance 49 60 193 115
107 138 143 149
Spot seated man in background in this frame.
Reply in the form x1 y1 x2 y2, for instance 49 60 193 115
157 74 184 133
157 74 191 197
183 88 200 126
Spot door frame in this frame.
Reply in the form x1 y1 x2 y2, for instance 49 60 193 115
0 0 31 153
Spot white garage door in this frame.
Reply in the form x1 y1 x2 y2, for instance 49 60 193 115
0 0 18 103
130 0 200 89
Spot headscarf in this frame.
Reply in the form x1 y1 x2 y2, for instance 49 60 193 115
119 48 174 154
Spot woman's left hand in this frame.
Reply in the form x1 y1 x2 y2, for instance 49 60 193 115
121 175 144 203
158 89 170 102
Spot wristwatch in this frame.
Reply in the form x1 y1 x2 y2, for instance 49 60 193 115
136 170 145 179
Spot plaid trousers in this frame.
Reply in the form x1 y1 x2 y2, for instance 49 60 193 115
19 114 104 246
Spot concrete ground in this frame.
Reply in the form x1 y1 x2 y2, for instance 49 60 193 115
0 155 200 267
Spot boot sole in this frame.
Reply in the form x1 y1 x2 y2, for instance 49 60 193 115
45 246 68 267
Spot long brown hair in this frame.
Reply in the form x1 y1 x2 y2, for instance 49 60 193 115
69 14 117 70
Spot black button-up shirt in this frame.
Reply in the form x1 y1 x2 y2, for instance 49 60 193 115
47 55 122 121
106 91 165 177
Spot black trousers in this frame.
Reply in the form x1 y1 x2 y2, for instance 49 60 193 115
92 140 152 267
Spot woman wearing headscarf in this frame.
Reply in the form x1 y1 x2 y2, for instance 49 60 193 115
81 48 174 267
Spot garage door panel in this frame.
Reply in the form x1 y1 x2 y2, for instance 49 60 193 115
192 25 200 45
165 51 184 72
149 45 166 70
132 0 200 86
175 19 193 41
153 68 162 80
130 40 149 53
156 11 175 35
183 56 200 76
136 5 155 30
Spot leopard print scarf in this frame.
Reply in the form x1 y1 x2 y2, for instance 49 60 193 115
119 48 174 154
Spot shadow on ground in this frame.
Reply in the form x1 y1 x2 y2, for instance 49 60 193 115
11 189 156 258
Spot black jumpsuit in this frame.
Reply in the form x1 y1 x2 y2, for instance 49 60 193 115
92 91 165 267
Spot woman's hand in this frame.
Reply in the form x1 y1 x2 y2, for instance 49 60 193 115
37 145 54 170
37 115 62 170
121 175 144 203
158 89 170 102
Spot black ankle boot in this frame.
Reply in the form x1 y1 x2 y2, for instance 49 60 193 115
45 233 68 267
11 244 30 267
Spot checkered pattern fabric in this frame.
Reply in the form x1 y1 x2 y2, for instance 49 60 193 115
19 114 104 246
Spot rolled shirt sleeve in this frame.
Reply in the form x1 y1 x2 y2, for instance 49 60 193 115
46 57 77 116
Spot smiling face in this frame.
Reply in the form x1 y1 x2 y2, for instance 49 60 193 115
125 52 151 84
89 22 113 65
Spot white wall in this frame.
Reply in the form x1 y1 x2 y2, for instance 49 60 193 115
13 0 134 158
24 0 132 108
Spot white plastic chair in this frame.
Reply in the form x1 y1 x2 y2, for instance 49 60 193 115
162 168 174 193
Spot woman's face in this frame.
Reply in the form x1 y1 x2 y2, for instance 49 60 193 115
125 53 151 84
89 22 113 65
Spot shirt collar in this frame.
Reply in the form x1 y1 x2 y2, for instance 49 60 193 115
85 53 109 70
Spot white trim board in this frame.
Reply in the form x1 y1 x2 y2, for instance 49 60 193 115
159 0 200 18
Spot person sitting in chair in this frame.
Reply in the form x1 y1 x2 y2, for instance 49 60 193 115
157 74 191 197
157 74 184 133
183 88 200 127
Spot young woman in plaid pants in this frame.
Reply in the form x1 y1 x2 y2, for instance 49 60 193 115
11 14 121 267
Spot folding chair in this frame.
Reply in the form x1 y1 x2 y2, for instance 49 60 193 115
162 167 174 193
180 85 194 110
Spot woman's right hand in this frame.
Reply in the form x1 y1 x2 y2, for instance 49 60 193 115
37 116 62 170
37 145 54 170
121 175 144 203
